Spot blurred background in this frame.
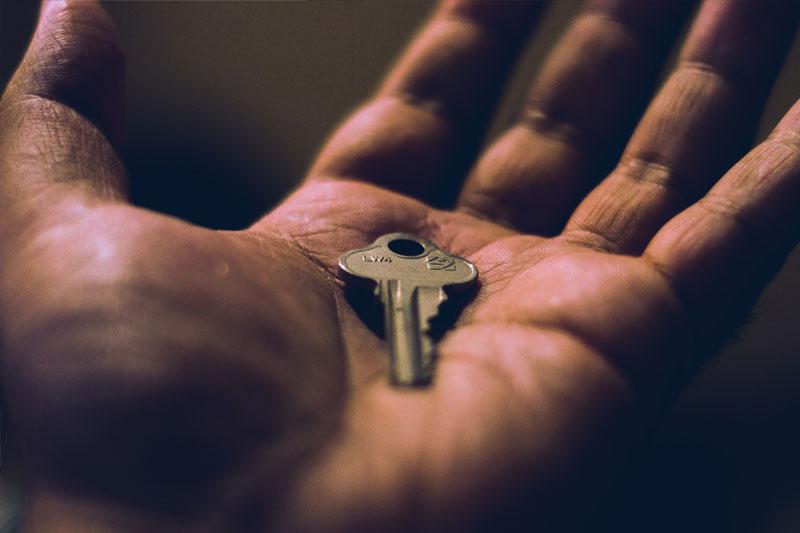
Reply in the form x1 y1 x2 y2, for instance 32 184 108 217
2 1 800 531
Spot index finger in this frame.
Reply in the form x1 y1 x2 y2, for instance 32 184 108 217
304 0 544 201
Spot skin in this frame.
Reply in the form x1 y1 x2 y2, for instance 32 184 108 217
2 0 800 531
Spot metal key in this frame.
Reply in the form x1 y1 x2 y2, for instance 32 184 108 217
339 233 477 387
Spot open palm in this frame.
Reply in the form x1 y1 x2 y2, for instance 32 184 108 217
3 1 800 532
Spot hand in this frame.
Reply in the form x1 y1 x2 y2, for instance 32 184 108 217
2 1 799 531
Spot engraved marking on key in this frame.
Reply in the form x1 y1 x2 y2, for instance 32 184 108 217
426 255 456 271
339 233 477 387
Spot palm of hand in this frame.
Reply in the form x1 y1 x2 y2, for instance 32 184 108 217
4 1 800 532
10 178 680 531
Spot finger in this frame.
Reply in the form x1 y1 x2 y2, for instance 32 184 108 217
0 0 128 231
563 0 800 253
304 0 543 201
644 100 800 359
457 0 691 234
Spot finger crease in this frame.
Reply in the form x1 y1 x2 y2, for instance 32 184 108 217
697 194 764 244
615 157 693 206
519 106 589 150
675 60 741 92
767 128 800 150
440 10 518 47
581 8 659 48
558 226 625 254
380 91 450 124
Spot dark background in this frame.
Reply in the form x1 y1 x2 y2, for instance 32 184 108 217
2 2 800 532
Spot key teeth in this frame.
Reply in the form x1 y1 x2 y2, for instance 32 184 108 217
422 290 447 330
419 331 437 384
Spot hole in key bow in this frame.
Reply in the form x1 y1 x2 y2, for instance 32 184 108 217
387 238 425 257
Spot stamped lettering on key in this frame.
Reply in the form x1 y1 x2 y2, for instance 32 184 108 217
363 255 392 263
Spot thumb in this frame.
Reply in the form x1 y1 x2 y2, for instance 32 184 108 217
2 0 126 144
0 0 129 233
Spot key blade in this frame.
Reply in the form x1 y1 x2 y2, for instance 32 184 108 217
380 279 430 387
